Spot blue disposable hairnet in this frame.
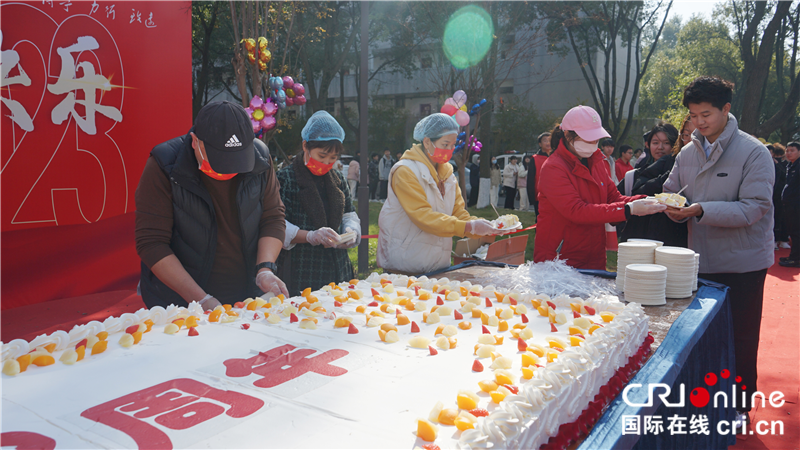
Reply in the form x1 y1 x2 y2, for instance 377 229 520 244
413 113 460 142
302 111 345 142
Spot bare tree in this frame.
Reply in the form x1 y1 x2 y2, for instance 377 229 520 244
540 0 673 146
730 1 799 137
420 2 556 205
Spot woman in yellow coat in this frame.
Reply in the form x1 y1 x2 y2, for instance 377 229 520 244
377 114 504 274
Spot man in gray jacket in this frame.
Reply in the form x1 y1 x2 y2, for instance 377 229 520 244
664 77 774 426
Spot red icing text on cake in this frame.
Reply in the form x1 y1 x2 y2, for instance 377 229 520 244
223 344 348 389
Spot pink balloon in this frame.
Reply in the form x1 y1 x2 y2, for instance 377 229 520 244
293 83 305 95
454 110 470 127
263 101 278 116
249 96 264 109
295 95 307 105
285 96 295 107
444 97 458 107
261 116 277 131
282 76 294 89
453 90 467 107
251 119 261 133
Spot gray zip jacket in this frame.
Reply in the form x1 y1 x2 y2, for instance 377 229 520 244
664 114 774 274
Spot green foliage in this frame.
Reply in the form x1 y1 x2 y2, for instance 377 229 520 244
639 16 743 126
493 97 557 153
367 100 411 154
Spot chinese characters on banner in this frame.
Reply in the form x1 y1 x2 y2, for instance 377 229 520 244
0 1 191 309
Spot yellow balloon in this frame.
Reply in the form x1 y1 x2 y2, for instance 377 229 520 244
460 105 467 112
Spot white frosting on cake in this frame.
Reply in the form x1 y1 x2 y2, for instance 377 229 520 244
1 271 647 449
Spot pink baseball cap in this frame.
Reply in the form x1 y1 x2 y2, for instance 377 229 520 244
561 105 611 142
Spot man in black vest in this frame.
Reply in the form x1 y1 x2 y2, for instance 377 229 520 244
135 101 288 310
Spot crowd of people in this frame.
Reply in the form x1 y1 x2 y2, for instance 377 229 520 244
135 75 796 431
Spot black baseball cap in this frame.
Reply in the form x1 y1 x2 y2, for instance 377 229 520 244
194 101 255 174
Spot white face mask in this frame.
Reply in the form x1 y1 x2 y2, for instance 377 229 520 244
573 140 597 158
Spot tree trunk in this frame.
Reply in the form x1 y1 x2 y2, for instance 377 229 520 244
192 3 219 119
738 1 792 134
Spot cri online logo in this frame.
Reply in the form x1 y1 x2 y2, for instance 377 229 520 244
623 369 785 409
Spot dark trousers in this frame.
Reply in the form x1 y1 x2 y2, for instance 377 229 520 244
369 180 378 200
774 201 789 241
379 180 389 200
468 181 479 207
503 186 517 209
784 206 800 260
698 268 768 412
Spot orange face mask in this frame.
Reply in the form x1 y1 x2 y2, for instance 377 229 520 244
306 153 334 176
198 151 237 181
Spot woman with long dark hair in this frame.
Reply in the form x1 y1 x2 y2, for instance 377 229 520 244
619 122 688 247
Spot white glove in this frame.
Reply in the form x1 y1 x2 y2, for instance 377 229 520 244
628 198 667 216
335 212 362 249
306 227 340 248
198 294 222 312
467 219 504 236
256 270 289 298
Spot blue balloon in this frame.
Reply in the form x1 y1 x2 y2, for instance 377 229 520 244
479 99 487 106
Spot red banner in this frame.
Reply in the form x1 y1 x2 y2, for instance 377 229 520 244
1 1 192 309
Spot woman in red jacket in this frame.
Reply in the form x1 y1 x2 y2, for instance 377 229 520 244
533 106 666 270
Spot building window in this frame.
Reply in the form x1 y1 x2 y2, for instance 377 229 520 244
326 98 335 114
395 96 405 108
503 34 515 45
420 104 431 116
499 86 514 94
421 56 432 68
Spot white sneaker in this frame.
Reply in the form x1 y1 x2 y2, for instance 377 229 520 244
779 242 791 249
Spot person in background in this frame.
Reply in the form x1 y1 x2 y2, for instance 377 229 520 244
615 145 634 181
620 123 679 195
528 132 552 215
490 157 501 207
395 152 404 166
772 144 790 249
378 148 394 200
502 155 519 209
518 155 531 211
619 123 687 247
468 156 480 207
779 141 800 267
135 101 288 310
368 152 380 200
633 147 643 162
377 114 505 274
664 76 774 425
678 113 696 146
347 152 360 199
277 111 360 296
600 138 618 184
533 105 664 270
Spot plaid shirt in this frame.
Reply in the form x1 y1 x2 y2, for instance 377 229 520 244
276 167 355 296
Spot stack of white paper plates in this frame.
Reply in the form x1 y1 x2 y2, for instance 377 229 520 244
624 264 668 305
692 253 700 291
655 246 697 298
616 241 658 291
627 238 664 247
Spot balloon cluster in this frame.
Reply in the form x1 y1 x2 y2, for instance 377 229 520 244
245 96 278 134
440 90 470 126
454 131 483 153
280 76 306 107
241 37 271 72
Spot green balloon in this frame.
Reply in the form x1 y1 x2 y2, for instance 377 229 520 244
443 5 494 70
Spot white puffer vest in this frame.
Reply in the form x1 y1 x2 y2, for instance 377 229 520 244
377 159 457 274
